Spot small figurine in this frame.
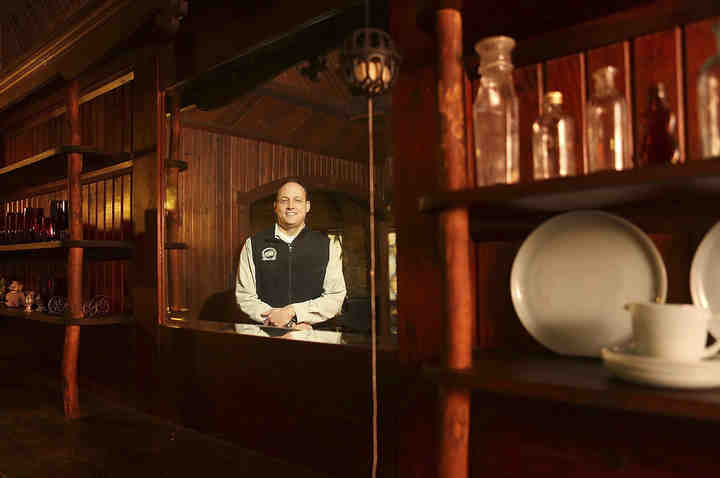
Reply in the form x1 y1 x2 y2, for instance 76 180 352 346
5 280 25 308
24 291 35 313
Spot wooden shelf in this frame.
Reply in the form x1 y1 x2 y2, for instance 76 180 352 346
0 307 134 325
424 351 720 423
0 146 132 195
0 240 133 261
419 158 720 241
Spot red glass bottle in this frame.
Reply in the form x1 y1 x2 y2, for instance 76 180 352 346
639 83 679 167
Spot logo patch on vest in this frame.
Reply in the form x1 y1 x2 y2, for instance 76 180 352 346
261 247 277 261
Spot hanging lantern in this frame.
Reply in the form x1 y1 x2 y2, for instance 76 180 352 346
342 28 401 97
341 25 400 478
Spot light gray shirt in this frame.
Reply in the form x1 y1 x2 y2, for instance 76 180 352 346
235 224 346 325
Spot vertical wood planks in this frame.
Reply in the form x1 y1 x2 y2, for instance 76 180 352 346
177 125 370 319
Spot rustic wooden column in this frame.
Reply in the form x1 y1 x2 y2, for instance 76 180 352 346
436 3 473 478
166 93 183 313
63 79 83 419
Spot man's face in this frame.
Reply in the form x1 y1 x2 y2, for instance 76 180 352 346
274 182 310 230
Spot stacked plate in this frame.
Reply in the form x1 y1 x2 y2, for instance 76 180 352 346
511 211 667 357
602 343 720 389
511 211 720 389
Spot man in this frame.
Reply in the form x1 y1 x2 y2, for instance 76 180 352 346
235 180 346 328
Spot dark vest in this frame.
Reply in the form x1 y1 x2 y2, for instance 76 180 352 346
251 226 330 308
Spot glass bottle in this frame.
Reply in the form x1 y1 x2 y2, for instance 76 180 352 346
472 35 519 186
638 83 678 167
587 66 632 172
532 91 577 180
698 22 720 158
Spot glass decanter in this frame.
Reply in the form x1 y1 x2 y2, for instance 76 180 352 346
698 22 720 158
587 66 632 172
532 91 577 180
472 35 519 186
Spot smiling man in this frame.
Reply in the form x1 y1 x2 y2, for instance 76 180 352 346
235 179 346 328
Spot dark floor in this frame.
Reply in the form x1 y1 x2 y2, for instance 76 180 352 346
0 366 333 478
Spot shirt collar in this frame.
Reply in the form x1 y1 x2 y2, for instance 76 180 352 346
274 223 305 244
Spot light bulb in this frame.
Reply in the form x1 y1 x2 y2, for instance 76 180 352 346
368 61 379 81
353 59 367 82
382 64 391 84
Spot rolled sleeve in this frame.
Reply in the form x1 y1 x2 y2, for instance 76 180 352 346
235 238 273 322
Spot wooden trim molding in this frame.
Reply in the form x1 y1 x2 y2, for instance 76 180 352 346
0 0 165 112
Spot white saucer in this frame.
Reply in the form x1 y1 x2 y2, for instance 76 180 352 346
602 344 720 389
511 211 667 357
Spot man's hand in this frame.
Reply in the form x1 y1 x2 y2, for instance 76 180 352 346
261 306 296 327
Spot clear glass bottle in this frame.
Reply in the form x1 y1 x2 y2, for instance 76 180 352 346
532 91 577 180
698 22 720 158
587 66 632 172
472 36 519 186
639 83 678 167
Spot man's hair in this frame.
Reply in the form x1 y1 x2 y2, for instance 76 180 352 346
276 178 308 200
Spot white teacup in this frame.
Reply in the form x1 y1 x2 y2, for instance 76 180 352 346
625 302 720 361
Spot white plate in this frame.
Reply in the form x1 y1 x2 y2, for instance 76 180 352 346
691 221 720 316
511 211 667 357
602 344 720 389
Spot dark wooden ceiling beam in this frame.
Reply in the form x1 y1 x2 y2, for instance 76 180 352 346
173 3 368 111
255 84 350 120
0 0 168 113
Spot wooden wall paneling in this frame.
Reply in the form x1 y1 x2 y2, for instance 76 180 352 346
221 135 232 287
177 125 370 320
633 28 683 165
543 53 586 175
684 16 720 161
179 134 190 307
103 178 111 299
198 131 210 311
122 173 131 241
391 61 444 364
89 182 97 299
215 134 226 289
475 239 545 352
514 64 542 183
113 175 122 311
186 129 197 311
649 231 692 304
230 137 247 282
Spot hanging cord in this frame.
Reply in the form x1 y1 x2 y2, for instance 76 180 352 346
368 96 378 478
364 1 379 476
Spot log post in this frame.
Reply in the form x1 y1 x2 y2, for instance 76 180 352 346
166 93 183 313
436 3 473 478
63 78 83 419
